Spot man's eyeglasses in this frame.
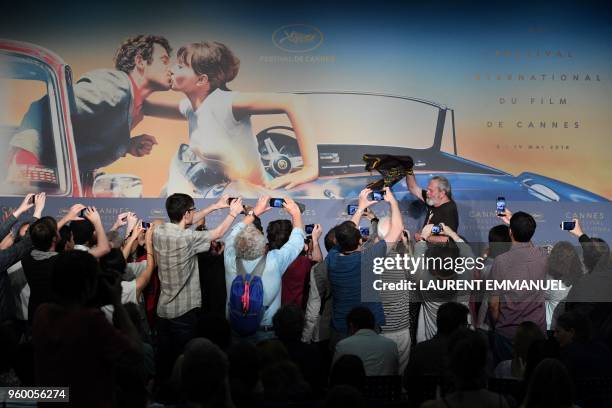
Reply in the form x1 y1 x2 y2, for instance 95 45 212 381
187 207 197 213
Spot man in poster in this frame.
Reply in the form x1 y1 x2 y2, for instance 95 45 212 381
10 35 174 190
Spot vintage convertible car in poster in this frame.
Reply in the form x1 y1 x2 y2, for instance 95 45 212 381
0 40 608 203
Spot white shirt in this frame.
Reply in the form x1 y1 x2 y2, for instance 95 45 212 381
125 260 147 280
334 329 400 376
544 275 571 330
101 280 138 322
179 89 263 181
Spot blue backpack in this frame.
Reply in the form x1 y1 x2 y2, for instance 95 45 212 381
229 256 267 336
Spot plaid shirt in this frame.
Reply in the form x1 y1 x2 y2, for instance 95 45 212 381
153 223 212 319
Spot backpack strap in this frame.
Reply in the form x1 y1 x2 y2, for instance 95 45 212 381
236 258 248 281
236 256 267 283
249 256 267 281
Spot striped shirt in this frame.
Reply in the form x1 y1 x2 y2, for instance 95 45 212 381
153 223 212 319
379 244 412 332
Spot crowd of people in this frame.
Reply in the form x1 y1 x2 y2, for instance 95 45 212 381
0 173 611 408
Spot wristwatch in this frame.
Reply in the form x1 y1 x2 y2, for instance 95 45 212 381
247 209 255 216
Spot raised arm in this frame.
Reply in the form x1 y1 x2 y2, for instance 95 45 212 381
350 188 377 226
135 226 156 298
383 187 404 245
269 198 307 275
109 212 131 232
309 224 323 263
232 93 318 190
2 194 35 240
57 204 87 230
405 173 423 201
207 198 245 241
85 207 111 259
192 194 231 225
122 222 143 260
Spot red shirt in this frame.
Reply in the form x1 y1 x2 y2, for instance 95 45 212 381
33 304 134 408
281 256 314 309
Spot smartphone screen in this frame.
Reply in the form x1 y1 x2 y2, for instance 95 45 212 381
561 221 576 231
79 209 87 218
368 191 385 201
142 221 151 229
496 196 506 216
431 224 441 235
228 197 237 205
359 227 370 236
305 224 315 234
347 204 358 215
269 198 285 208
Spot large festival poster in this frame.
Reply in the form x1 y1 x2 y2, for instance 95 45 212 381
0 0 610 242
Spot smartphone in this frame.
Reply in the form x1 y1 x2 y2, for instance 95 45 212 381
142 221 151 230
228 197 238 205
359 226 370 236
431 224 442 235
79 208 87 218
305 224 315 234
269 198 285 208
368 190 385 201
347 204 358 216
560 221 576 231
496 196 506 217
28 195 35 204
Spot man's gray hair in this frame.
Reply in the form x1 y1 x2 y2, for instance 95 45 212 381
235 224 266 260
377 216 391 241
106 230 123 249
431 175 452 199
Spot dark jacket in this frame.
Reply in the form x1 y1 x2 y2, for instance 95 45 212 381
0 214 36 322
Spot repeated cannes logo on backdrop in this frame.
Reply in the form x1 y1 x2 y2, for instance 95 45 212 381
272 24 324 52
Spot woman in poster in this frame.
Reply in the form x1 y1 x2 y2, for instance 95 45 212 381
148 41 318 196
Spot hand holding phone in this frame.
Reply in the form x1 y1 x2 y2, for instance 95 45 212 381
431 224 443 235
305 224 315 234
496 196 506 217
368 190 385 201
560 221 576 231
269 198 285 208
142 221 151 230
347 204 358 216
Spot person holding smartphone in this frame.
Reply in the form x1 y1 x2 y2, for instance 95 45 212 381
223 195 306 343
327 187 404 351
405 173 459 240
0 193 46 322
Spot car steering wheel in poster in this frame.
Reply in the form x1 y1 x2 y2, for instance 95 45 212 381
256 126 304 178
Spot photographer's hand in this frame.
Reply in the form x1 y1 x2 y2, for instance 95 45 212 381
111 212 131 231
13 194 35 219
569 218 584 238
